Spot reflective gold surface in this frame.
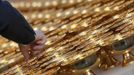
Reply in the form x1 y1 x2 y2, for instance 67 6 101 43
1 0 134 75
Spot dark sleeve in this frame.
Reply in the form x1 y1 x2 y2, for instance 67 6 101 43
0 1 35 44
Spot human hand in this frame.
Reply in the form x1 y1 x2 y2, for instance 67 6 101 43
19 30 46 61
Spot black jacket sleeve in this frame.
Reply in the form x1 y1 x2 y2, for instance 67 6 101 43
0 1 35 44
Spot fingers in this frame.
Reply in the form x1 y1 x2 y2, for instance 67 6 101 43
19 44 30 61
32 50 41 56
36 40 45 45
31 49 43 59
34 30 47 45
33 35 46 50
29 30 46 59
33 45 44 50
